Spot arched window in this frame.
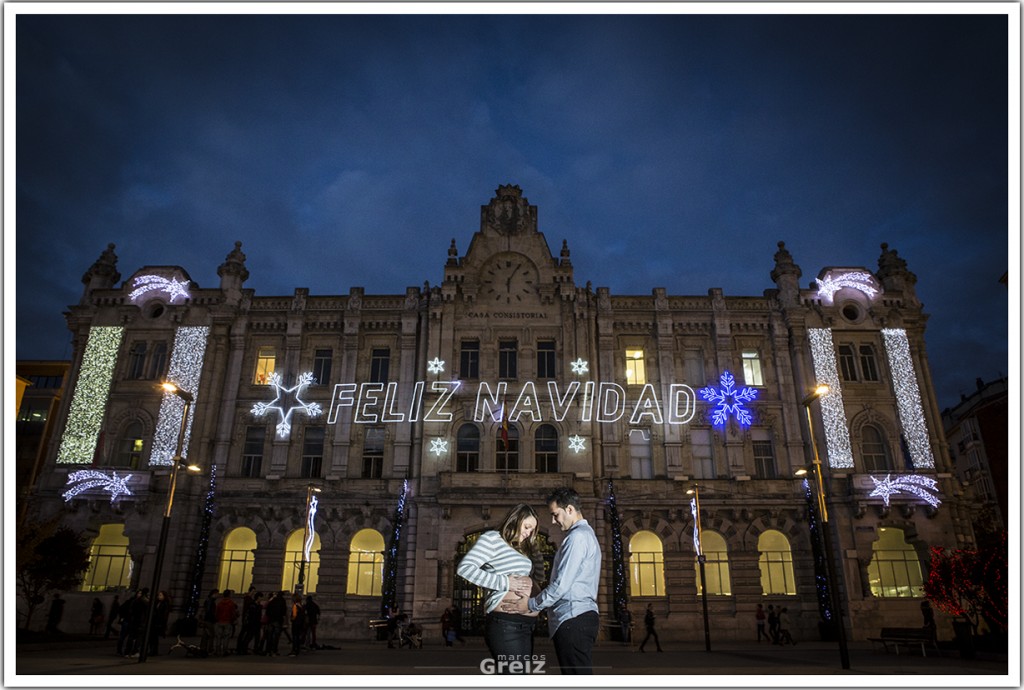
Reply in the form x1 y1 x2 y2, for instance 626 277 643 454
629 530 665 597
867 527 924 598
282 529 321 594
218 527 256 594
535 424 559 473
347 529 385 596
496 425 519 472
861 424 894 472
113 421 145 469
81 524 132 592
456 424 480 472
696 531 731 596
758 530 796 595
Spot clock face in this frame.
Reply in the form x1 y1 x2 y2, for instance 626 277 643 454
481 254 537 304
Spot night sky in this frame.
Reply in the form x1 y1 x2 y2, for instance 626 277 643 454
12 8 1013 412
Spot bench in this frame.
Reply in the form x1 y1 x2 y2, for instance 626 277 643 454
868 627 938 656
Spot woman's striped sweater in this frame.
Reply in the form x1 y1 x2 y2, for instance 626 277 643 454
456 530 533 614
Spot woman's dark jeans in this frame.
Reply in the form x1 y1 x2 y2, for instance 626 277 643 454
485 612 535 673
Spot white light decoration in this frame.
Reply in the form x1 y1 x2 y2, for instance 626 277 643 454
62 469 133 503
868 474 941 508
426 357 445 375
568 435 586 453
881 328 935 469
807 329 855 469
150 326 210 466
252 371 323 439
699 371 758 427
303 495 319 562
56 326 124 464
570 358 590 376
815 270 880 303
429 438 448 455
629 428 651 441
129 274 191 303
690 497 702 556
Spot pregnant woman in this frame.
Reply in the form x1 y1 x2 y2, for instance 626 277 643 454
456 503 539 672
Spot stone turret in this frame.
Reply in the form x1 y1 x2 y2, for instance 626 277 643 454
770 241 802 308
876 242 919 305
80 243 120 303
217 241 249 304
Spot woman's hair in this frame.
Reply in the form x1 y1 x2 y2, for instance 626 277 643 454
499 503 538 556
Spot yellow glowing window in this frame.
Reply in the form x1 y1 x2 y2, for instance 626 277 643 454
625 349 646 385
695 530 731 596
254 347 276 385
282 529 321 594
758 529 796 595
868 528 924 598
81 524 132 592
347 529 385 596
218 527 256 593
742 350 764 386
629 530 665 596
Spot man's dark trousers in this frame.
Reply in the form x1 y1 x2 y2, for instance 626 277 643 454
551 611 599 674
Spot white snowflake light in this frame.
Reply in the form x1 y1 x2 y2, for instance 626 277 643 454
252 371 323 439
570 358 590 376
807 329 855 469
129 274 191 304
304 495 319 562
815 270 880 303
568 435 586 453
429 438 449 455
63 469 133 503
868 474 941 508
699 371 758 427
881 329 935 469
56 326 124 464
151 326 210 466
427 357 445 375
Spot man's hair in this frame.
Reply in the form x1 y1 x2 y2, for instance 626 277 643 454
546 487 583 512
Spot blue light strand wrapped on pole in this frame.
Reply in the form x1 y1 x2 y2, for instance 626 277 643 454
606 480 628 620
803 477 835 625
185 463 217 621
380 479 408 619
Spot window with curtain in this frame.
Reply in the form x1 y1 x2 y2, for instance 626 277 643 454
751 429 776 479
114 421 145 469
861 424 893 472
867 528 924 598
282 529 321 594
312 348 333 386
347 529 385 596
254 347 276 385
742 349 764 386
758 530 796 595
456 424 480 472
629 530 666 597
625 349 646 385
695 531 731 596
81 524 132 592
535 424 558 473
218 527 257 594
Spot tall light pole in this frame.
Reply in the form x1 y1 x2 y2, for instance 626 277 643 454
799 383 850 670
686 485 711 652
296 484 322 595
139 382 200 663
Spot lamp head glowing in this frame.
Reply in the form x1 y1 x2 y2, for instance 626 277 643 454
309 485 323 493
686 488 697 496
160 381 194 402
814 384 830 397
185 463 202 474
794 467 810 477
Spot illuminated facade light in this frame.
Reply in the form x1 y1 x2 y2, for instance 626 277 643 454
807 329 855 469
690 497 702 556
62 469 133 503
429 438 448 455
815 270 880 303
56 326 124 464
699 370 758 427
304 495 319 562
252 371 323 439
150 326 210 466
129 274 191 303
868 474 941 508
568 435 586 453
426 357 445 374
881 328 935 469
570 358 589 376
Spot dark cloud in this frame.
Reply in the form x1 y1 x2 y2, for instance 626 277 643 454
14 10 1011 409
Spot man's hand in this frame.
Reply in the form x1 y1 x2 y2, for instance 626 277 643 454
508 575 532 596
499 593 531 615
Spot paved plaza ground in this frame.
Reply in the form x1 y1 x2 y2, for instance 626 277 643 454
9 632 1011 685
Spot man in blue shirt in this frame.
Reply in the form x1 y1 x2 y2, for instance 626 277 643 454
506 487 601 674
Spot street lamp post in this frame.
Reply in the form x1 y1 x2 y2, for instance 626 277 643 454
799 384 851 670
296 484 322 596
686 485 712 652
139 382 200 664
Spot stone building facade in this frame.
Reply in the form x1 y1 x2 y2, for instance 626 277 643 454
27 185 975 642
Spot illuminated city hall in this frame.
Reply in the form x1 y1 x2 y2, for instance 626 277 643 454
24 185 972 642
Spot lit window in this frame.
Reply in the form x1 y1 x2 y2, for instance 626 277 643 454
81 524 132 592
370 348 390 383
535 424 559 473
457 424 480 472
282 529 321 594
629 530 666 597
312 349 333 386
241 426 265 478
218 527 256 594
254 347 276 385
742 350 764 386
301 427 325 478
625 349 646 385
460 340 480 379
758 530 796 595
537 340 556 379
630 429 652 479
695 531 731 596
363 427 384 478
496 425 519 472
867 528 923 598
347 529 385 596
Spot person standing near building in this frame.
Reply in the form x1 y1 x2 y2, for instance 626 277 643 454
639 603 663 652
506 488 601 675
287 593 305 656
199 589 219 655
104 594 120 640
755 603 767 642
305 595 321 650
767 604 780 644
45 592 65 634
618 605 632 646
213 589 239 656
456 503 539 672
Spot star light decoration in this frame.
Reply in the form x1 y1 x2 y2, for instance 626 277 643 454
427 357 445 375
429 438 449 455
129 274 191 303
699 371 759 427
252 372 323 439
63 470 133 503
570 358 589 376
868 474 941 508
568 435 587 453
815 271 879 302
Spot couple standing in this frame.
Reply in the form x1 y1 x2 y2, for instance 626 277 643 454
456 487 601 675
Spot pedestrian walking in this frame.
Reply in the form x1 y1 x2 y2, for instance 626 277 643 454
755 603 768 642
288 593 306 656
304 595 320 649
199 589 219 655
639 603 663 652
147 591 170 656
619 605 633 645
777 607 796 645
265 591 287 656
213 589 239 656
767 604 781 644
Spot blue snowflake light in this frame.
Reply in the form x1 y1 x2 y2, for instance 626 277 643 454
699 370 759 427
